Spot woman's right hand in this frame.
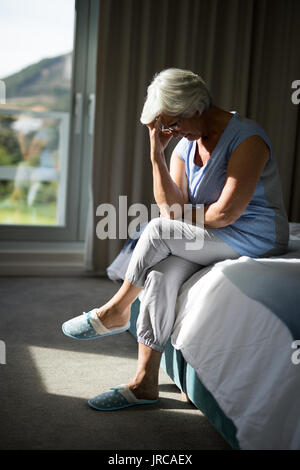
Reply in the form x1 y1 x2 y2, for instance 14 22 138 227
147 117 175 161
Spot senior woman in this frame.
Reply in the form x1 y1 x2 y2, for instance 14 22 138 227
63 68 289 410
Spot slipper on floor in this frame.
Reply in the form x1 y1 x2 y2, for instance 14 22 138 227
88 384 159 411
62 309 130 340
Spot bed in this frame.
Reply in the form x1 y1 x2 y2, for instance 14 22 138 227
106 222 300 450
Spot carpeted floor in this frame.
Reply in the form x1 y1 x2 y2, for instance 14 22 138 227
0 276 231 450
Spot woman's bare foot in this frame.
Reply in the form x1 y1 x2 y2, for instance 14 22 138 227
127 373 159 401
93 278 141 330
96 303 131 330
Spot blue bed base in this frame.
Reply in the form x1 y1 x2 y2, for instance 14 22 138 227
129 298 240 450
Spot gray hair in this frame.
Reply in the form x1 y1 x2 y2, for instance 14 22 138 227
140 68 212 125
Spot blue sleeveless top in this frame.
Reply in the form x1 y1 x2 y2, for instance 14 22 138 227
174 111 289 257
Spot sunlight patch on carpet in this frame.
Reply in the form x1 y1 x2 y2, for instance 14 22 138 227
27 345 137 399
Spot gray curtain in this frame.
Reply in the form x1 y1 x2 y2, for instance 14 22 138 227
85 0 300 273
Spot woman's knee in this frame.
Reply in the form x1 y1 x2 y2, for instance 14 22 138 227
145 217 201 245
144 217 164 238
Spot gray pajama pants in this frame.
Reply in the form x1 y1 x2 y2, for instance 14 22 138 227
125 217 239 352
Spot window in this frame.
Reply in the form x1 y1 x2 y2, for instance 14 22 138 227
0 0 98 242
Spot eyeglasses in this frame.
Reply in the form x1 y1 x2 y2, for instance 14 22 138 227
158 116 182 134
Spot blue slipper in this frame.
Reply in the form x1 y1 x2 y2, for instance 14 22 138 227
62 309 130 340
88 384 159 411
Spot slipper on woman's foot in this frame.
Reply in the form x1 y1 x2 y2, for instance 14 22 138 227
88 384 159 411
62 309 130 340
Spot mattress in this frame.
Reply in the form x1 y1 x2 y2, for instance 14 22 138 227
170 245 300 449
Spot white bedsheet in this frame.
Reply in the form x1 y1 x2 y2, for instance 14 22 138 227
171 249 300 449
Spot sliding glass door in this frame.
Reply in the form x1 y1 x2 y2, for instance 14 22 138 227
0 0 98 241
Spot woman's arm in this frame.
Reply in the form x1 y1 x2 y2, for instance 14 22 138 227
148 120 188 218
204 135 270 228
